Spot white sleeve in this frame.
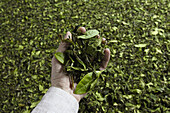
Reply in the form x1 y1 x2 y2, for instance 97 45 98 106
31 87 79 113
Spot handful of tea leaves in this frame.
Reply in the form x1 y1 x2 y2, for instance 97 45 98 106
55 29 106 94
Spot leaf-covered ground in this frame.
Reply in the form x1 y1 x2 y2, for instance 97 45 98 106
0 0 169 112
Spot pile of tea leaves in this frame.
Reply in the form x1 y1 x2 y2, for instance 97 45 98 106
0 0 169 113
55 29 106 94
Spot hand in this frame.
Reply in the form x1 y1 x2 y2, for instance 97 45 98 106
51 27 110 102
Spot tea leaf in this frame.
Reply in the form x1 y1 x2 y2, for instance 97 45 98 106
90 70 103 89
89 36 102 47
108 40 118 43
74 52 87 70
30 101 40 108
39 85 44 91
86 30 99 38
74 70 103 94
54 52 64 64
67 66 86 71
77 30 99 39
74 72 93 94
134 44 147 48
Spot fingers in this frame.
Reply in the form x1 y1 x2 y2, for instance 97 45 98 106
64 31 72 40
56 31 72 53
102 38 107 44
96 36 109 70
100 48 110 70
77 27 86 34
56 27 86 53
95 34 109 70
96 35 107 45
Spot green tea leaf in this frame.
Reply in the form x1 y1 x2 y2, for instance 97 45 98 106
134 44 147 48
86 30 99 38
156 48 162 54
89 36 102 47
39 85 43 91
74 70 103 94
30 101 40 108
77 35 86 39
74 52 87 70
54 52 64 64
77 30 99 39
108 40 118 43
74 72 93 94
67 66 86 71
95 70 103 77
90 70 103 89
18 45 24 50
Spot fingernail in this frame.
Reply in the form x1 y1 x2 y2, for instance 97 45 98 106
102 38 107 44
104 48 110 53
64 31 72 40
68 35 71 39
77 27 86 34
100 67 105 71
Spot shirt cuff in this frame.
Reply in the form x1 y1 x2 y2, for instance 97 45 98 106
32 87 79 113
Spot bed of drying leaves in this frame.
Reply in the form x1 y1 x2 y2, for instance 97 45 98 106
0 0 169 112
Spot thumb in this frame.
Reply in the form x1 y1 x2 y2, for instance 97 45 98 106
57 31 72 53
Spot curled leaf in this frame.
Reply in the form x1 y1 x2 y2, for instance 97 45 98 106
74 52 87 70
55 52 64 64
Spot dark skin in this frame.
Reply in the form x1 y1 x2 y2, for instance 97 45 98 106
51 27 110 102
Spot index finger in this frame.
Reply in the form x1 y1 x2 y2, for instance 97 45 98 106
100 48 110 70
